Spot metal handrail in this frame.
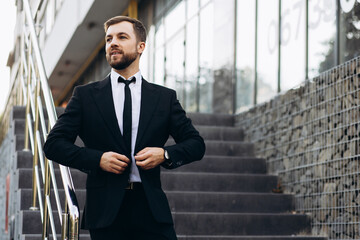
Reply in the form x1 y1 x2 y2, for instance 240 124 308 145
20 0 80 239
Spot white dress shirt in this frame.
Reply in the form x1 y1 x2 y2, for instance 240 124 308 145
110 69 142 182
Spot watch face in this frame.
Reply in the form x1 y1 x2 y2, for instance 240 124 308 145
165 150 169 160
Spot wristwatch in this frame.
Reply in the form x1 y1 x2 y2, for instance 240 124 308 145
163 149 173 167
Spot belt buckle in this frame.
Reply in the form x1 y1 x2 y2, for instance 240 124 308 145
125 182 134 190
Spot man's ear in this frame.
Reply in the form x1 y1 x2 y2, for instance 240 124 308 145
138 42 145 54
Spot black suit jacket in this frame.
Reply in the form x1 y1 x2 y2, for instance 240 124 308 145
43 75 205 229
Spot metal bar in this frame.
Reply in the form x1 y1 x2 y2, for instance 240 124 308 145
36 131 46 181
37 97 48 141
61 213 68 240
42 155 50 240
26 114 35 155
49 160 63 223
254 0 258 104
31 74 42 210
34 165 44 219
24 40 32 151
277 0 281 93
335 0 340 65
233 0 238 114
47 195 58 240
196 1 201 112
305 0 309 80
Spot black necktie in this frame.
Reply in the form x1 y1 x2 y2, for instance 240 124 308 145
118 76 136 155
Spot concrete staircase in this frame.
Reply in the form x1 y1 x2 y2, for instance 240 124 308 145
4 106 327 240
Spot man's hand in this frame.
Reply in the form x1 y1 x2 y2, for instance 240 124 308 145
100 151 131 174
135 147 165 170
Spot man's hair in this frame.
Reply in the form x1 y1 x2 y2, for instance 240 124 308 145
104 16 147 43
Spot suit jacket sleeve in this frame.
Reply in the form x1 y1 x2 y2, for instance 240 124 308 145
43 86 103 172
162 90 205 169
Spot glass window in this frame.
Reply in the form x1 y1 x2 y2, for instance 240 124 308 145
280 0 306 90
257 0 279 104
339 0 360 63
236 0 256 112
166 30 185 103
155 22 164 48
308 0 336 79
165 1 185 39
199 1 214 113
187 0 199 19
185 16 199 112
154 46 165 85
201 0 211 7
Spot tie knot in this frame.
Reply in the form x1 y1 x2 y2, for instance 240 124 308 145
118 76 136 85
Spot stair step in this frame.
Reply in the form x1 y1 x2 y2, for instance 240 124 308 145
22 234 90 240
15 150 33 169
204 141 254 157
12 107 234 128
161 172 278 192
19 210 88 235
22 234 326 240
166 140 255 157
195 126 244 141
17 169 277 193
16 150 266 174
11 106 64 121
13 119 244 141
16 168 87 190
19 189 294 214
166 191 295 213
169 156 266 174
19 189 86 211
188 113 234 126
13 119 49 136
20 210 310 236
173 212 311 235
177 236 327 240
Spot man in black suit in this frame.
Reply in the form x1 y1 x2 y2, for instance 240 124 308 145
43 16 205 239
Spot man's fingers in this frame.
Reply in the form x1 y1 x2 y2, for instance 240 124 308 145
113 152 131 164
135 151 151 161
136 159 151 169
100 151 131 174
110 158 128 168
136 148 149 156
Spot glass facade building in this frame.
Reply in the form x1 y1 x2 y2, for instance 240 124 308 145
74 0 360 114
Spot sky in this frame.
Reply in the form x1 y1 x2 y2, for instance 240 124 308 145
0 1 16 113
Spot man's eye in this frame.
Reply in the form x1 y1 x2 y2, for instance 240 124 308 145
106 38 111 42
120 36 127 39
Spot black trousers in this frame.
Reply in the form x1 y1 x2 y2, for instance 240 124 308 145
89 184 177 240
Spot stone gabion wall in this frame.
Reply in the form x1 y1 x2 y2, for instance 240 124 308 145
235 57 360 239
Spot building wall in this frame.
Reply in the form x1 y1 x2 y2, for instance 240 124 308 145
235 57 360 239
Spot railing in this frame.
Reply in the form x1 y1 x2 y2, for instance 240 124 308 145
7 0 80 239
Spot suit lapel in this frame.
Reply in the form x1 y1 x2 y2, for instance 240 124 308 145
91 75 126 148
135 79 160 151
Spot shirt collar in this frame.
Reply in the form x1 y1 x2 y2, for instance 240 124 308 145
111 69 142 88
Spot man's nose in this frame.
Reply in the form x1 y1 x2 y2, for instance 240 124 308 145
110 38 119 47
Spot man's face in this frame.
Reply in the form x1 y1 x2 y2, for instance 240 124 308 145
105 21 142 70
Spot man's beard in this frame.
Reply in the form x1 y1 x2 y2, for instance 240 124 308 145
107 49 138 70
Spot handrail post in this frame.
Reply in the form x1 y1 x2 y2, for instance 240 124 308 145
31 66 42 211
24 40 32 152
61 212 68 240
69 211 79 240
42 156 50 240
